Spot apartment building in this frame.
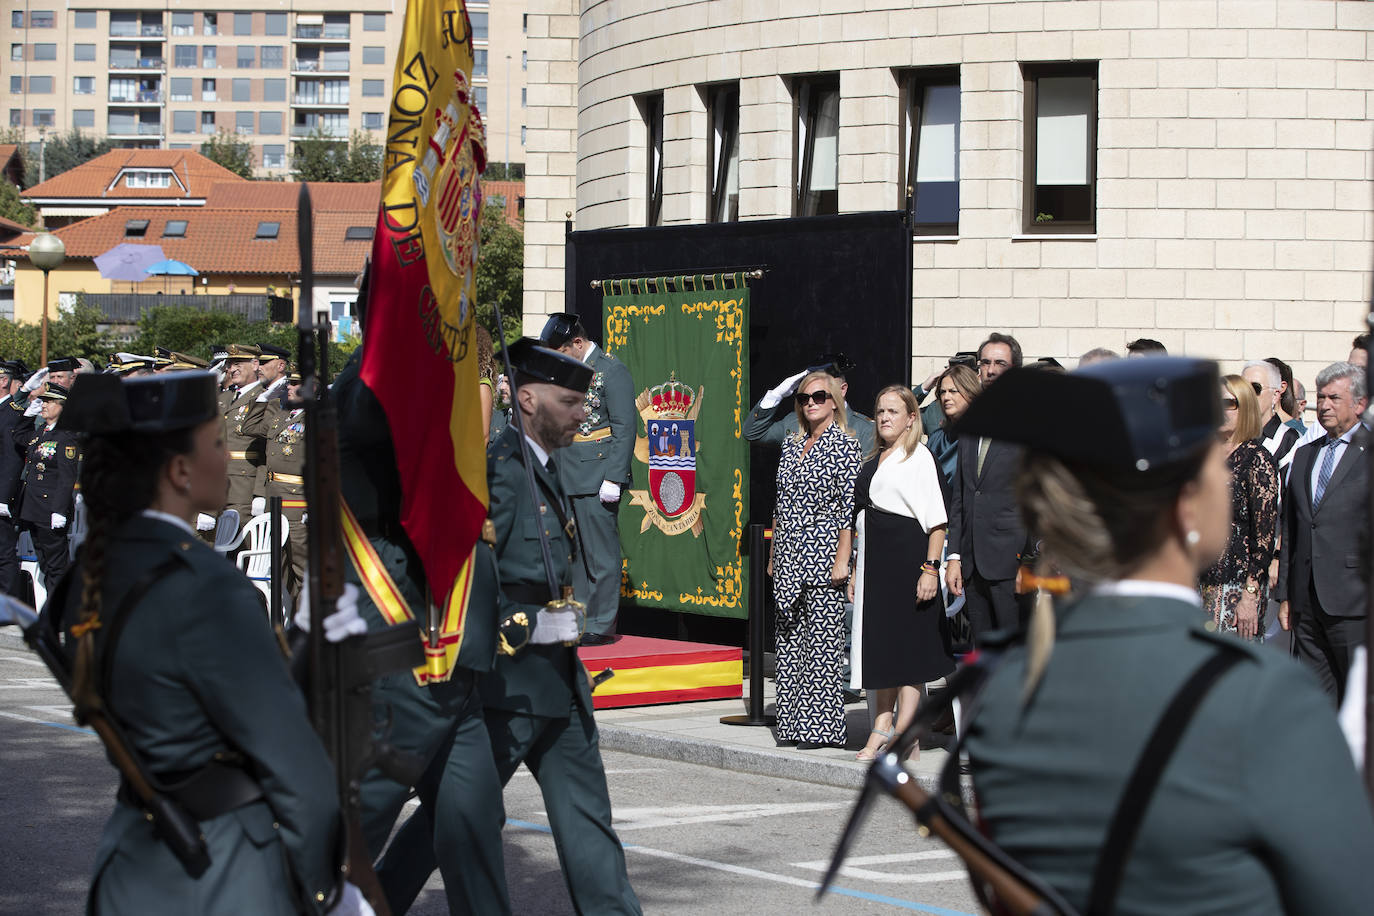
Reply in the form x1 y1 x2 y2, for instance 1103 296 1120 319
3 0 527 177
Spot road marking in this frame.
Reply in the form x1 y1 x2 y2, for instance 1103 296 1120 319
609 801 847 831
0 709 93 735
0 678 65 689
793 849 966 883
505 818 978 916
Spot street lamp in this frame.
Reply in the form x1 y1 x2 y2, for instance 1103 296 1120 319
505 54 511 177
29 233 65 366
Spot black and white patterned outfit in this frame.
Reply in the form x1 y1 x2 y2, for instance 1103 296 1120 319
772 422 862 745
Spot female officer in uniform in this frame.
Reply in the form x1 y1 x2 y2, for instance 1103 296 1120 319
55 371 365 916
956 357 1374 914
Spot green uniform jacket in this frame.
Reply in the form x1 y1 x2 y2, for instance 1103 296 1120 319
481 424 593 718
965 591 1374 915
66 514 341 915
557 346 635 497
742 398 876 454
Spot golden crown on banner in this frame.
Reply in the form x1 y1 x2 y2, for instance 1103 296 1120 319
646 373 695 420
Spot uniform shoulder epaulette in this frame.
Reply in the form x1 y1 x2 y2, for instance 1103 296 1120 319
1188 625 1264 662
8 400 21 412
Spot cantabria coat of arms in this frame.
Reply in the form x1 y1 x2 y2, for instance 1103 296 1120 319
628 374 707 537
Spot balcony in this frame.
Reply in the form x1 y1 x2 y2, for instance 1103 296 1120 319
108 90 163 104
109 57 165 71
291 124 348 138
291 95 349 108
292 59 349 73
141 25 164 37
293 25 349 40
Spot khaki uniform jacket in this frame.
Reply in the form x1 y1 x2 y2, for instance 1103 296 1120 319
241 394 307 502
219 382 267 508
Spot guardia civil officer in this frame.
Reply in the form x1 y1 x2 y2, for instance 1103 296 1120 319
538 313 635 643
481 337 641 913
744 353 876 453
956 357 1374 914
15 382 79 586
53 370 368 915
218 343 267 528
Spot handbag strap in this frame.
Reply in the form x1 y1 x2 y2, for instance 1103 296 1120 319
1085 646 1243 915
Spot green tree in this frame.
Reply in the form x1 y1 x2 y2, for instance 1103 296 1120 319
340 131 382 182
474 203 523 344
0 180 36 227
0 300 116 367
42 130 113 183
0 127 36 189
292 130 381 182
129 304 358 366
483 162 525 181
200 129 255 179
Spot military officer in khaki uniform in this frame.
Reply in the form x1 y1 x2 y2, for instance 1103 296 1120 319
241 368 307 601
218 344 266 528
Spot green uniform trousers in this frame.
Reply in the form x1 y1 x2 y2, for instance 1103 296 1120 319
570 494 623 636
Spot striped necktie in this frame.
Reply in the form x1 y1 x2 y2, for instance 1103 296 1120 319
976 437 991 477
1313 437 1339 511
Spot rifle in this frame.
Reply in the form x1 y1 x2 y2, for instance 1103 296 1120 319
296 184 423 915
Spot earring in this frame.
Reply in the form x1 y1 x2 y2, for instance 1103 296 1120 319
1185 530 1200 546
182 482 192 496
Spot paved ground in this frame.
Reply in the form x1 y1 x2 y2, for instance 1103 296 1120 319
0 634 979 915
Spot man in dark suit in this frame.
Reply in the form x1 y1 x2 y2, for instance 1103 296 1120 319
1277 360 1369 703
945 332 1032 642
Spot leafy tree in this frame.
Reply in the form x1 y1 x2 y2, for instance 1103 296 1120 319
340 131 382 183
42 130 113 183
292 130 381 182
0 300 115 367
129 304 359 366
474 203 523 344
483 162 525 181
200 129 255 179
0 180 36 227
0 127 36 188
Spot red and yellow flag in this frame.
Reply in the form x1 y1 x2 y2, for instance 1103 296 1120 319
361 0 487 678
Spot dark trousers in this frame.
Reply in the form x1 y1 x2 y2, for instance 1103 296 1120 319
30 524 68 588
1294 583 1367 705
0 517 19 597
570 495 622 636
964 571 1027 646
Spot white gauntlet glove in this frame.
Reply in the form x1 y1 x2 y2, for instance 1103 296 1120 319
251 496 267 516
21 368 48 393
256 377 287 402
23 400 41 417
294 582 368 642
0 504 11 518
195 513 216 531
50 513 66 530
758 368 808 410
598 480 621 504
531 606 583 645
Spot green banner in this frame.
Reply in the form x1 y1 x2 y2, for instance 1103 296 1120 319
603 274 750 619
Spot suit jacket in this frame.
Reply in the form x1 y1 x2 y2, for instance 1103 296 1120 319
1276 427 1369 618
742 399 877 455
0 394 31 505
557 346 635 497
16 423 80 526
947 434 1028 582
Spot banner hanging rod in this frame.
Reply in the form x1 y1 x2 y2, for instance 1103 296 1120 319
590 267 766 291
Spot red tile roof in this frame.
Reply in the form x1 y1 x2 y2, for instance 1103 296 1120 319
206 180 381 212
22 149 246 201
0 145 23 186
0 215 31 236
482 180 524 227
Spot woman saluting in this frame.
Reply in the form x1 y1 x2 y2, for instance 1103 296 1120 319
956 357 1374 914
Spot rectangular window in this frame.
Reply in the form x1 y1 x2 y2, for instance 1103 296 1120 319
33 43 56 60
262 144 285 169
109 46 137 68
521 88 526 107
232 78 251 102
172 110 196 133
793 76 840 217
202 13 217 36
174 45 197 67
170 77 192 101
362 111 383 130
522 51 527 71
9 76 21 95
110 11 137 36
72 109 95 129
473 86 486 111
259 110 282 134
521 125 526 145
29 76 53 94
261 46 282 69
363 13 385 31
262 78 285 102
361 79 384 98
363 46 385 66
75 10 96 28
900 68 960 234
706 84 740 223
322 47 348 71
29 10 53 28
202 78 216 100
641 93 664 227
320 78 349 104
9 111 21 127
237 46 255 68
470 11 487 41
74 43 96 61
236 111 254 134
73 76 95 95
1023 61 1098 233
11 10 22 27
234 12 253 36
125 219 149 236
203 46 217 68
33 109 54 127
109 77 137 101
473 49 487 77
345 226 373 240
172 12 193 35
163 219 187 237
256 221 280 239
264 12 286 36
322 13 349 38
201 111 215 130
10 44 22 61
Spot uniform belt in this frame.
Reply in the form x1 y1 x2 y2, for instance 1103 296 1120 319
572 427 612 443
267 472 304 485
118 759 264 822
505 583 554 605
228 450 262 461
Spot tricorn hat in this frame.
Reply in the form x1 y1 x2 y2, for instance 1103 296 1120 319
47 356 79 374
538 313 583 350
506 337 592 393
60 371 219 435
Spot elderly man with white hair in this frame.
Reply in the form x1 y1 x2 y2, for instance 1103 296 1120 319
1244 359 1301 479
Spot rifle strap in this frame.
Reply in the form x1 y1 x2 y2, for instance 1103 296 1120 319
1085 646 1243 915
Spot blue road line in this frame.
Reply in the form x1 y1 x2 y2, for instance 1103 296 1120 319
2 713 95 736
504 818 977 915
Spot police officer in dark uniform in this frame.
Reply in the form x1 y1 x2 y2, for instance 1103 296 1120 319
15 382 79 586
0 360 31 594
955 357 1374 914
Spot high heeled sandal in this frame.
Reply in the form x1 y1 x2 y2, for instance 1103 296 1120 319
855 727 894 761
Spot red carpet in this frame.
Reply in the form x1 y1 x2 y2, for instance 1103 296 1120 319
578 635 743 709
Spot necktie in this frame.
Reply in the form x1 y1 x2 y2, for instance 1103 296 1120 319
1313 437 1339 511
976 437 991 477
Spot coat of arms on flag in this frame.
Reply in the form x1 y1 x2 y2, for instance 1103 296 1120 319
628 373 707 537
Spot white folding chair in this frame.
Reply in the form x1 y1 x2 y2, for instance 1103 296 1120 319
212 509 241 554
17 530 45 610
228 512 289 608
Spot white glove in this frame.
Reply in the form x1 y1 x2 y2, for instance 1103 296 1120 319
598 480 621 504
1340 646 1367 770
758 368 808 410
251 497 266 516
294 582 368 642
21 368 48 393
531 606 583 645
51 513 66 529
0 504 10 518
256 377 287 402
23 400 41 417
326 882 376 916
195 513 216 531
301 512 308 525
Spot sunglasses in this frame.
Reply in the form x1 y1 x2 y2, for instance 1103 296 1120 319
1222 397 1239 410
795 390 832 406
1251 381 1264 395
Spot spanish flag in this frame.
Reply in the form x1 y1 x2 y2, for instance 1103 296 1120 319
360 0 487 681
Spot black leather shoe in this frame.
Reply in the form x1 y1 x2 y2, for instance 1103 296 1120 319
797 740 843 750
580 633 616 646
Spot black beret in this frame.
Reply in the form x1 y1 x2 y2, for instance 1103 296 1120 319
60 370 219 435
506 337 592 393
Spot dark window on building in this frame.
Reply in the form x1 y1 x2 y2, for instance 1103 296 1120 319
235 111 254 134
74 43 97 61
262 78 286 102
29 76 53 94
261 45 282 68
202 13 217 35
74 10 96 28
232 78 251 102
202 46 217 68
706 83 739 223
345 226 373 240
170 77 192 101
264 12 286 36
73 76 95 94
900 67 960 234
234 12 253 35
363 13 385 31
29 10 54 28
361 79 384 97
473 86 485 110
126 219 149 237
1022 61 1098 233
259 110 282 134
363 46 385 66
172 12 194 35
163 219 187 237
237 45 255 68
72 109 95 129
11 11 22 27
172 110 196 133
33 43 56 60
32 109 54 127
262 144 285 169
640 93 664 227
10 45 22 62
174 45 197 67
256 221 279 239
9 76 21 94
474 49 487 77
362 112 383 130
470 11 487 40
8 111 21 127
201 111 215 130
793 76 840 217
